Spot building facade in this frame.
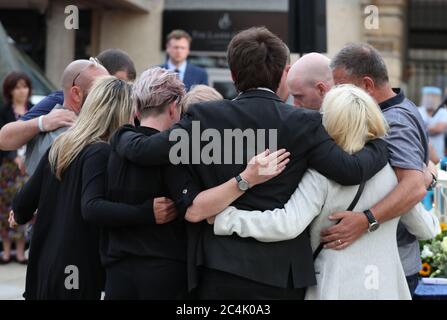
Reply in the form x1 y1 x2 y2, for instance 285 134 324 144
0 0 446 102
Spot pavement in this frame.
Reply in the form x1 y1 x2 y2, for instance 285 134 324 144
0 262 26 300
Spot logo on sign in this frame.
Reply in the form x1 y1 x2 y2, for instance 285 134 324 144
218 13 232 30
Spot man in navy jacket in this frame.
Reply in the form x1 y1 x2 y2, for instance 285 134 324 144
161 29 208 91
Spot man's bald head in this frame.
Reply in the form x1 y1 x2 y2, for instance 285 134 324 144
287 52 334 110
61 59 109 113
61 59 109 92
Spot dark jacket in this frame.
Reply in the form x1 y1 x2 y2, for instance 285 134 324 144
102 126 200 267
161 62 208 91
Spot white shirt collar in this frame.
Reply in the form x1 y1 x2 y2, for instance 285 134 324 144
233 87 277 101
255 87 276 94
167 59 187 73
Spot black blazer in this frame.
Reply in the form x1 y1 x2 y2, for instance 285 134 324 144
112 89 389 290
103 126 199 267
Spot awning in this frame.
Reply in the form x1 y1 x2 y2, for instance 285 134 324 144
0 0 150 13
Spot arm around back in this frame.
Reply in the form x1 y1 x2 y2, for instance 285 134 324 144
304 112 389 185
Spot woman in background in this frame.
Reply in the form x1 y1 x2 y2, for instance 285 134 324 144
0 71 33 264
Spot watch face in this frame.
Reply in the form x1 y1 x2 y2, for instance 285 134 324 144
238 180 249 191
369 222 380 232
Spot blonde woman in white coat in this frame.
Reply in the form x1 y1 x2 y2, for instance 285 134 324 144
211 84 440 300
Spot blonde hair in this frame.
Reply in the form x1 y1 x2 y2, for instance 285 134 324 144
321 84 388 154
49 76 133 180
179 85 223 113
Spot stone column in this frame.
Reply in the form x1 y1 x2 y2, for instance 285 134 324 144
326 0 364 58
99 0 164 75
361 0 407 86
45 0 76 86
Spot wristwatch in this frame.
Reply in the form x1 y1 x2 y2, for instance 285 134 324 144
235 175 250 191
363 209 380 232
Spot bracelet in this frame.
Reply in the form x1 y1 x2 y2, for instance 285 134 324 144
38 115 45 132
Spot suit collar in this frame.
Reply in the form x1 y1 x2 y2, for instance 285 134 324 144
183 62 192 83
234 88 283 103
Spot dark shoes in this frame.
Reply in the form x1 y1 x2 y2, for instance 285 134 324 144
0 253 28 265
0 254 12 265
15 256 28 265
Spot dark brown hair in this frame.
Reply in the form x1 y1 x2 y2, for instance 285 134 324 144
2 71 32 104
97 48 137 81
330 43 389 86
166 29 192 45
227 27 289 92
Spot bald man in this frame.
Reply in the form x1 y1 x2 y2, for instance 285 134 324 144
24 59 108 175
0 59 109 155
287 52 334 110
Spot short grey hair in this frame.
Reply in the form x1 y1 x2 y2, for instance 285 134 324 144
330 43 389 86
132 67 185 118
179 85 223 113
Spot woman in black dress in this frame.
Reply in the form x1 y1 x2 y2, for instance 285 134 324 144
10 76 152 299
0 71 33 264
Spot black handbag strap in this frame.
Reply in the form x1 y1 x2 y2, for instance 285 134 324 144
312 181 366 260
431 97 447 117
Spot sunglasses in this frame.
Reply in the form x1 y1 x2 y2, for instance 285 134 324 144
72 57 101 87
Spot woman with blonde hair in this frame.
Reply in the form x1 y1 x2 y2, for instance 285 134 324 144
201 84 440 299
10 76 153 299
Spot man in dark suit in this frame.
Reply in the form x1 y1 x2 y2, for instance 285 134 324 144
113 27 389 299
161 29 208 91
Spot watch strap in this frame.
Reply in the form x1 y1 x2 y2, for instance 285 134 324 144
363 209 377 224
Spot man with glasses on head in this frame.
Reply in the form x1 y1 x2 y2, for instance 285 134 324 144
0 49 136 156
25 58 108 175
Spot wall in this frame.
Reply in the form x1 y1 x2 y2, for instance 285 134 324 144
98 0 164 75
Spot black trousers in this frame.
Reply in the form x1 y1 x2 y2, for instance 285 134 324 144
104 256 188 300
406 273 419 298
197 267 306 300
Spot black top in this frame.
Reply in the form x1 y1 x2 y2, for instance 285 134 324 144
12 142 159 299
101 126 199 267
112 89 389 290
0 102 32 163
